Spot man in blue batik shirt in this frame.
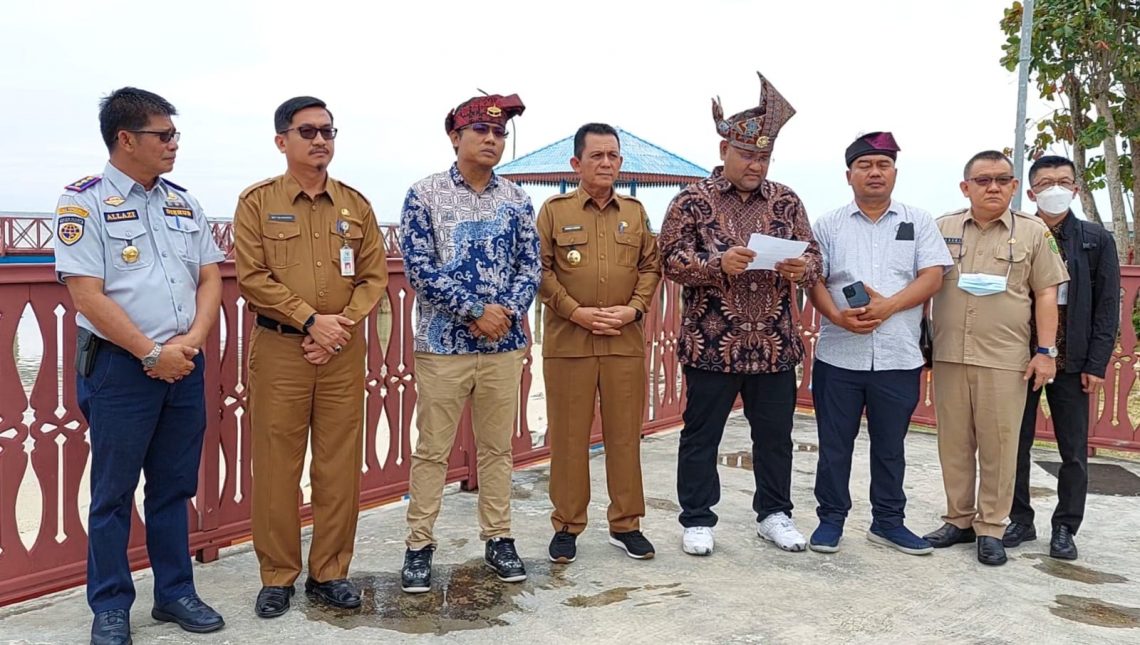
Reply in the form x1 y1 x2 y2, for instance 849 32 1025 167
398 92 540 594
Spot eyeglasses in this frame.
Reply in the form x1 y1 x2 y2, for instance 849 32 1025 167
130 130 180 143
279 125 338 140
966 175 1016 187
460 123 509 138
1031 178 1076 191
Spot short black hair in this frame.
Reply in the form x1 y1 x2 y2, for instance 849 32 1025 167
963 150 1013 180
274 96 333 133
1028 155 1077 184
573 123 620 159
99 87 177 151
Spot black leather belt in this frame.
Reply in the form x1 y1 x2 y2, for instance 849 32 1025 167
256 314 305 335
99 338 134 357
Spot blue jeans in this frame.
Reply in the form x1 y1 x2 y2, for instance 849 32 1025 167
78 347 206 613
812 360 921 530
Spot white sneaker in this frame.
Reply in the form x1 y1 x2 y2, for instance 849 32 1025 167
682 526 715 556
757 512 807 552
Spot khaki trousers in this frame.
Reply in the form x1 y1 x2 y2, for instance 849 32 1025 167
545 355 646 534
249 325 366 586
405 349 525 549
932 361 1027 538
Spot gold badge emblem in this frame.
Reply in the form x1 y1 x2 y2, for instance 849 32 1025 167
755 135 770 148
567 249 582 265
487 106 502 118
121 245 140 264
104 196 126 206
340 208 349 216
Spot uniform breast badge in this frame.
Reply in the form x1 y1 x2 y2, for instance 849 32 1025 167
122 244 140 263
567 249 582 265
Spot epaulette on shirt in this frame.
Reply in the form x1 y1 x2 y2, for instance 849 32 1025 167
614 192 644 205
239 177 277 199
162 178 187 191
545 192 574 204
937 208 969 220
337 179 372 205
64 175 101 192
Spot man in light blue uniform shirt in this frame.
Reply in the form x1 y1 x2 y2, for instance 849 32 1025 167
53 87 225 645
806 132 951 555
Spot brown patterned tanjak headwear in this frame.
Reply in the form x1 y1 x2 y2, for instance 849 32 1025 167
712 72 796 153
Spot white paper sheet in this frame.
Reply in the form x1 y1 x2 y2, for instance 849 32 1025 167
745 233 809 271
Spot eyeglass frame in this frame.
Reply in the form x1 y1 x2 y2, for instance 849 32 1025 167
278 125 338 140
965 174 1016 188
129 130 181 144
458 123 509 139
1030 178 1077 191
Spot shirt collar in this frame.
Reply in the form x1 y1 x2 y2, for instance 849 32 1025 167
574 186 617 212
102 161 160 198
965 208 1014 230
449 162 500 191
709 166 772 201
843 200 900 220
283 173 338 205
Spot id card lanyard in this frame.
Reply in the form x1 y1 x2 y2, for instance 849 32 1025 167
337 220 355 276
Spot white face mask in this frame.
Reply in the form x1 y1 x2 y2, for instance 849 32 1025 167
1035 185 1076 215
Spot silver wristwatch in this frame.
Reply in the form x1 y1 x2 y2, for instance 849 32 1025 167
141 343 163 369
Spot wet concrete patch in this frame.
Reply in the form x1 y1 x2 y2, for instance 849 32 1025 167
1029 486 1055 498
796 442 818 453
563 583 687 608
511 469 550 500
302 559 566 634
645 497 681 513
1022 554 1128 585
1036 461 1140 496
1050 595 1140 628
719 451 753 470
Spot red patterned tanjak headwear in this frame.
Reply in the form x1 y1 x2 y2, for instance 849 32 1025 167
445 94 526 133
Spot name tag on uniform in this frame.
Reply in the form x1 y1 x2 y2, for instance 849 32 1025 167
269 213 295 222
561 225 583 232
104 210 139 222
163 207 193 218
944 237 962 245
340 246 355 276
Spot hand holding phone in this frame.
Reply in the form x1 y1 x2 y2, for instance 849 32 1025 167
842 281 871 308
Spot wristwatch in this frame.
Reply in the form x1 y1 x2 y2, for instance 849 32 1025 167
470 302 486 320
302 313 317 333
633 309 644 322
141 343 163 369
1036 346 1059 358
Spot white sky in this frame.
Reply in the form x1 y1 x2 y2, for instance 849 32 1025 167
0 0 1077 226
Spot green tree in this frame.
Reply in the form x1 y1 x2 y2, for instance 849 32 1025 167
1001 0 1140 264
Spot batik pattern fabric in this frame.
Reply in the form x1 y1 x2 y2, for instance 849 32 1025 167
400 164 540 354
658 168 821 374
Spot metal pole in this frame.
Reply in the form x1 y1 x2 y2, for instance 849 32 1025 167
1012 0 1035 211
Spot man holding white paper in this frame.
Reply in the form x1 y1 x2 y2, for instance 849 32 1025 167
659 72 821 556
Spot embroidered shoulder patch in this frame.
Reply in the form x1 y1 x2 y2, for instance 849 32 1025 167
57 205 89 218
57 216 85 245
64 175 101 192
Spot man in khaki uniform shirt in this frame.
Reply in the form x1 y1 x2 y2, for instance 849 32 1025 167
924 150 1068 566
538 123 662 564
234 96 387 616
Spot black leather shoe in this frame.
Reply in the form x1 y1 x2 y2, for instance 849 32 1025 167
255 585 295 618
1050 525 1079 560
1002 521 1037 548
91 609 131 645
304 577 361 609
922 523 977 548
977 536 1008 566
402 545 435 593
151 594 224 633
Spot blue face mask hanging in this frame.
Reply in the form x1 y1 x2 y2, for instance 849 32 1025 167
954 214 1015 297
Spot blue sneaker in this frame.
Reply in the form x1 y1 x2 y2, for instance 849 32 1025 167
809 522 843 553
867 522 934 555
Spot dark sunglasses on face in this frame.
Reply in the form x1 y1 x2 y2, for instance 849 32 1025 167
130 130 180 143
279 125 338 140
966 175 1015 187
462 123 509 138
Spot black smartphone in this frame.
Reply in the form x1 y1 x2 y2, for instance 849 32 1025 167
843 281 871 308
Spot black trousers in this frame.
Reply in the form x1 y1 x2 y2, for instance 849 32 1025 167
677 366 796 527
811 361 921 530
1011 371 1089 533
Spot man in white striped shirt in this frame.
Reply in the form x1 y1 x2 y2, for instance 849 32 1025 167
806 132 952 555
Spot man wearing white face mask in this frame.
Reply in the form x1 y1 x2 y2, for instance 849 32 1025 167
923 150 1068 566
1003 155 1119 561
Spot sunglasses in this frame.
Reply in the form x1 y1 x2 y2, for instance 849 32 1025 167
130 130 180 143
461 123 509 138
279 125 338 140
966 175 1016 187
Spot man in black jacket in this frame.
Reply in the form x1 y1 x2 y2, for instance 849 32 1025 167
1004 155 1120 561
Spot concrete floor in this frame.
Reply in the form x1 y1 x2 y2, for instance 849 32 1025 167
3 413 1140 644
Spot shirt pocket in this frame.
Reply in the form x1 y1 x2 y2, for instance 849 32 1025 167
889 239 916 277
554 230 590 270
106 222 153 271
331 218 366 256
616 232 640 267
993 244 1030 285
163 214 201 263
263 221 302 268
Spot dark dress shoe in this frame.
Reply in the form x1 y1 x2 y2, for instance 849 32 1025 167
1050 525 1079 560
255 585 295 618
91 608 131 645
151 594 224 634
977 536 1008 566
1002 521 1037 548
922 523 977 548
305 577 362 609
